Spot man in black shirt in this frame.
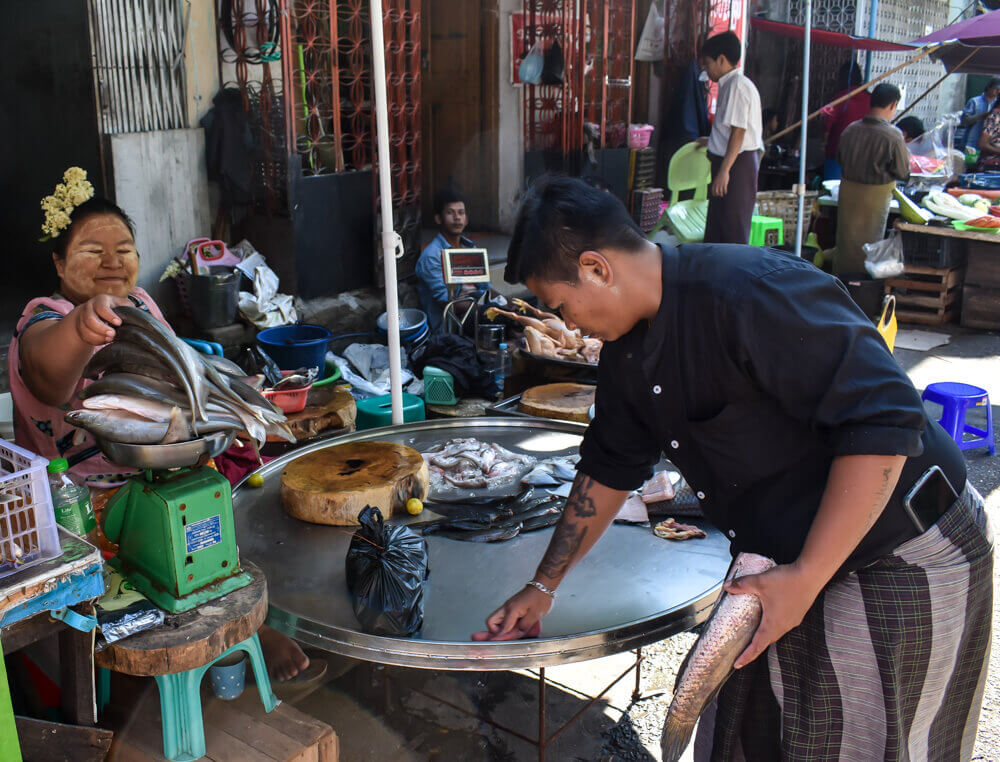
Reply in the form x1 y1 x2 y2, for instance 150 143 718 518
475 177 992 759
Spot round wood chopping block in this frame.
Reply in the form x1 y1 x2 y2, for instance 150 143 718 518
95 562 267 676
518 382 595 423
281 441 429 525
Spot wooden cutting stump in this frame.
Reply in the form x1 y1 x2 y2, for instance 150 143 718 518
518 382 595 423
272 386 357 443
281 442 429 525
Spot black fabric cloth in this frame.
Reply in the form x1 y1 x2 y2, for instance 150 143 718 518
410 334 497 398
578 243 967 573
201 88 254 208
662 59 711 145
704 150 760 245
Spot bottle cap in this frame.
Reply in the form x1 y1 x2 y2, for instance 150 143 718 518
47 458 70 474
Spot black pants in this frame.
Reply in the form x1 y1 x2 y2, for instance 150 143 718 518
704 150 760 245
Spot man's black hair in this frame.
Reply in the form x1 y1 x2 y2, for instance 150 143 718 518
53 197 136 259
504 175 647 285
434 187 468 217
870 83 902 110
896 116 925 141
700 31 741 65
987 78 1000 92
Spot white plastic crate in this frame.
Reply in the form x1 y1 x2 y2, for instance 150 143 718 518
0 438 59 578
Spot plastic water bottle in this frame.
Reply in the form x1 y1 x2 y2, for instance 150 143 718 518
47 458 98 545
494 342 511 399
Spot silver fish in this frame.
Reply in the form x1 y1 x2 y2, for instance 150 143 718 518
115 324 208 423
201 354 246 378
114 307 210 422
65 409 238 445
84 343 176 382
80 373 188 407
82 394 179 422
660 552 776 762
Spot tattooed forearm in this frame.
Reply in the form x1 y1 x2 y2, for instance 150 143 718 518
568 472 598 517
534 473 602 582
536 517 587 581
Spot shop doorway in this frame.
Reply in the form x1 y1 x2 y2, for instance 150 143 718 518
421 1 499 228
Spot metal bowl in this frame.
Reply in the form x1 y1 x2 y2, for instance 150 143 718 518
95 431 235 470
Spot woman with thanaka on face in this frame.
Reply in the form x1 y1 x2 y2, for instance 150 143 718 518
11 168 314 683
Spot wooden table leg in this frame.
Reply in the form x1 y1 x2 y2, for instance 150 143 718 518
58 606 96 726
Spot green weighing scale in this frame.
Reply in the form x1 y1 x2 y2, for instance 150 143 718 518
98 432 251 613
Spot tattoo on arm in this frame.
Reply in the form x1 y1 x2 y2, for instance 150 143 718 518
864 466 896 528
536 473 596 581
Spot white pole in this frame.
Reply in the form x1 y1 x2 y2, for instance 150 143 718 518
795 0 812 257
370 0 404 423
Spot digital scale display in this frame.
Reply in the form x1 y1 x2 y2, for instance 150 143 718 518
442 248 491 285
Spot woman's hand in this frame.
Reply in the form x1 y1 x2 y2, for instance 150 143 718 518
470 585 551 641
73 294 125 346
724 562 824 669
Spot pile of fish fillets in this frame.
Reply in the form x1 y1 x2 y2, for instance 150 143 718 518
65 306 293 452
411 488 566 542
423 438 536 494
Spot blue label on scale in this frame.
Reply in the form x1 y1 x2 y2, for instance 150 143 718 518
185 514 222 553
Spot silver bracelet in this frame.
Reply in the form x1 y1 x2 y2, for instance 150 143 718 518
526 580 556 598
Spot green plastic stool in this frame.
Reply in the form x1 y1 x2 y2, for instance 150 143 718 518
356 392 426 430
423 366 457 406
98 634 277 762
749 215 784 247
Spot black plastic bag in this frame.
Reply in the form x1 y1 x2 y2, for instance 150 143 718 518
541 38 565 85
345 506 429 636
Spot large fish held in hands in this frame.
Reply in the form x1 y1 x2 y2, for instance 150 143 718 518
660 552 776 762
66 305 295 453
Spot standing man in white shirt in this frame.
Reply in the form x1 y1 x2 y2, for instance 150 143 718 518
699 31 763 244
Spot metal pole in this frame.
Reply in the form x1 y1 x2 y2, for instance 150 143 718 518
864 0 879 80
370 0 404 424
795 0 812 257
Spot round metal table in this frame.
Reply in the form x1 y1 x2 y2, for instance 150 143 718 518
233 418 730 671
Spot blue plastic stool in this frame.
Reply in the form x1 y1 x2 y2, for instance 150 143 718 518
356 392 426 430
922 382 995 455
97 634 277 761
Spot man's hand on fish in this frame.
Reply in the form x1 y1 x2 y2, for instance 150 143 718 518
471 585 551 641
724 561 824 670
74 294 127 346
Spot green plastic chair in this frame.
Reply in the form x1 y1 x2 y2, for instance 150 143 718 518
665 141 712 243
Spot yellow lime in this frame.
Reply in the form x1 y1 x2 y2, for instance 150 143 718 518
248 473 264 488
406 498 423 515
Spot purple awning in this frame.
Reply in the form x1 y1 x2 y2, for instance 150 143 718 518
913 10 1000 74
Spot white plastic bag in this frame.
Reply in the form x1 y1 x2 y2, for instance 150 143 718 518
863 232 905 279
635 1 664 62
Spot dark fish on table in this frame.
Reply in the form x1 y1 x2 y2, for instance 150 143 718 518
660 552 776 762
436 523 522 543
519 511 562 532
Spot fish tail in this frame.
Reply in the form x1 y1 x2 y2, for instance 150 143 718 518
660 713 697 762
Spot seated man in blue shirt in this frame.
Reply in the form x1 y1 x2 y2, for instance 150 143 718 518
416 188 486 333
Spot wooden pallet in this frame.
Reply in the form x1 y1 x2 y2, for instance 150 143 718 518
885 265 965 325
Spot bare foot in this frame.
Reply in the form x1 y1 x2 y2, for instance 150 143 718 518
259 625 309 682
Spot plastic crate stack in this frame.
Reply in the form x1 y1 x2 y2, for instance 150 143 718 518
631 188 662 232
628 147 656 191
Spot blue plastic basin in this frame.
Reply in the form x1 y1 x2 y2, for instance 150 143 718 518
257 323 332 378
